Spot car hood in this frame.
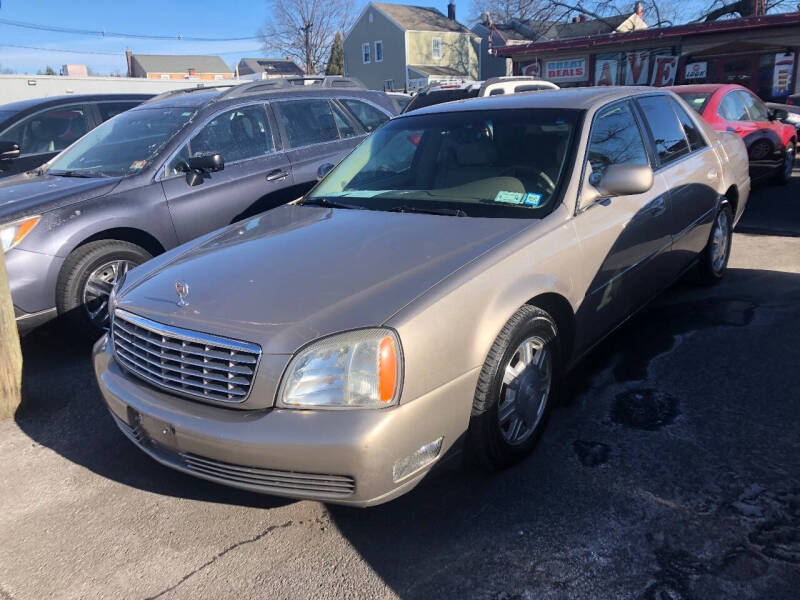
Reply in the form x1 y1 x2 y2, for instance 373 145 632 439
118 205 530 354
0 172 121 223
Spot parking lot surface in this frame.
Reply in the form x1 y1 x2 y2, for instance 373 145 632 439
1 172 799 600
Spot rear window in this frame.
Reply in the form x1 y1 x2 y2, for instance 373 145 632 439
340 99 389 132
403 89 478 113
676 92 712 114
275 99 340 147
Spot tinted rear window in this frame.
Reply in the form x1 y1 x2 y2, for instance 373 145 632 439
403 89 478 113
676 92 712 114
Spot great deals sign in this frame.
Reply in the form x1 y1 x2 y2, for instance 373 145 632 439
544 58 587 82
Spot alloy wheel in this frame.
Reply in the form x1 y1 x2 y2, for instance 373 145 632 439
711 210 731 274
82 259 132 329
497 336 552 445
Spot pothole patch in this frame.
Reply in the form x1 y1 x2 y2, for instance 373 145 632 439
611 388 680 430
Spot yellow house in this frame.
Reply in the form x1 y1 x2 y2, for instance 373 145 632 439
343 2 480 91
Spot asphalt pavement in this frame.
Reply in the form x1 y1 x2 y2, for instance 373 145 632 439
1 171 799 600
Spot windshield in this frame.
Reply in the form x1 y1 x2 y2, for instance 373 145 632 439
310 108 582 218
403 89 479 113
47 107 196 177
676 92 712 114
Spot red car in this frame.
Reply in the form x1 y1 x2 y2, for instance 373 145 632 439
669 84 796 184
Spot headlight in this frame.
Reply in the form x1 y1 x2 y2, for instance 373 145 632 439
1 216 40 253
279 329 402 409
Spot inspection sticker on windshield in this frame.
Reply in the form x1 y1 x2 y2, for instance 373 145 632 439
494 191 524 204
523 192 542 207
130 160 147 170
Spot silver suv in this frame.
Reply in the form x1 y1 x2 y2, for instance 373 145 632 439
0 77 398 334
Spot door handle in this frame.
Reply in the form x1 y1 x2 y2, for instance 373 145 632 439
707 167 719 181
266 169 289 182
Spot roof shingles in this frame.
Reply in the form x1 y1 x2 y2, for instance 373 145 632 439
131 54 231 75
374 2 473 34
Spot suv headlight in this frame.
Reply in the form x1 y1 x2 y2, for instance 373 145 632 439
1 216 40 253
278 329 402 409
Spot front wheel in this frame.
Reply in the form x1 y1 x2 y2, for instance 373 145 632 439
467 305 560 470
775 141 795 185
694 204 733 285
56 240 152 336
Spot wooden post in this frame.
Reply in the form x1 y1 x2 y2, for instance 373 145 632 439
0 250 22 419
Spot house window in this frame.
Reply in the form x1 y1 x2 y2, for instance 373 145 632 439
375 41 383 62
432 38 442 60
363 42 371 64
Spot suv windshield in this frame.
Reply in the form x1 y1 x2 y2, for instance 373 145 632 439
47 107 196 177
309 108 582 218
403 88 479 113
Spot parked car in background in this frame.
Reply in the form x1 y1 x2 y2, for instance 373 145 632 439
1 78 397 335
669 83 796 184
767 102 800 133
94 87 749 507
0 94 152 178
402 77 559 113
786 93 800 106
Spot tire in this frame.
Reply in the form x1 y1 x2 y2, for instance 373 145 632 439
56 240 152 336
775 141 795 185
467 305 560 471
694 203 733 285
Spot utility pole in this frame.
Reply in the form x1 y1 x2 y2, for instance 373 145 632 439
0 250 22 419
301 21 313 74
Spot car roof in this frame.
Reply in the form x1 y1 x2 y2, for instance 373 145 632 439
0 93 153 114
668 84 741 94
402 86 662 116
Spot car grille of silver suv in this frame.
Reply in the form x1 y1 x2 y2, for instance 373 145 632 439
111 309 261 404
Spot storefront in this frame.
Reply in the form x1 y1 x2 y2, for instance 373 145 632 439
496 12 800 102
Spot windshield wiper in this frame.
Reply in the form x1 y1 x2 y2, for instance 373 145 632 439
389 205 468 217
298 197 364 210
49 170 98 178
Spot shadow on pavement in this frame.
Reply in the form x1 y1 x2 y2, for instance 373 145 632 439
736 168 800 237
15 319 292 510
328 268 800 599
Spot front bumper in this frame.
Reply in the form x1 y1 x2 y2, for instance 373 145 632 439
6 247 63 331
93 335 478 507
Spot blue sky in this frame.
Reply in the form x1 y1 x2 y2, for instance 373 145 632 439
0 0 456 74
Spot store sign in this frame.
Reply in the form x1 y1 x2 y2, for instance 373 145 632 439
651 56 678 87
625 51 650 85
595 59 618 86
544 58 587 82
773 52 795 97
521 60 541 78
685 62 708 80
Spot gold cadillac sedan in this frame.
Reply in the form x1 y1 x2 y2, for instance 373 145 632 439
93 87 750 506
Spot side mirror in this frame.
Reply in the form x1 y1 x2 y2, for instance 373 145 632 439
770 108 789 122
317 163 334 180
583 163 654 206
186 169 204 187
187 153 224 173
0 141 21 160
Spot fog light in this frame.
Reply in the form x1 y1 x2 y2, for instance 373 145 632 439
392 437 443 482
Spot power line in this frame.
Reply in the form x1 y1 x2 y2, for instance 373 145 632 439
0 17 261 42
0 43 263 56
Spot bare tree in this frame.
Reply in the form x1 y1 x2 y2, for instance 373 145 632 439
261 0 354 75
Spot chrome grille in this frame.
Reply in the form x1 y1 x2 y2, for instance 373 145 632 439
112 309 261 404
180 453 356 498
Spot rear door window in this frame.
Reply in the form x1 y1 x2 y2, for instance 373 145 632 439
96 102 140 122
636 95 690 167
718 92 749 122
340 99 389 132
587 100 649 176
0 104 92 156
737 90 770 122
330 102 358 138
275 99 341 147
669 98 706 152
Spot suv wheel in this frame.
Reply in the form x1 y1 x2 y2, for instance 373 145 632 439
57 240 151 336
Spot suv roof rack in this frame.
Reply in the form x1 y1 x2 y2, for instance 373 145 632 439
144 84 236 104
209 76 367 102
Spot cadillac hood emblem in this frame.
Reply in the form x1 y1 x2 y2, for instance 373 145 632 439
175 281 189 307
